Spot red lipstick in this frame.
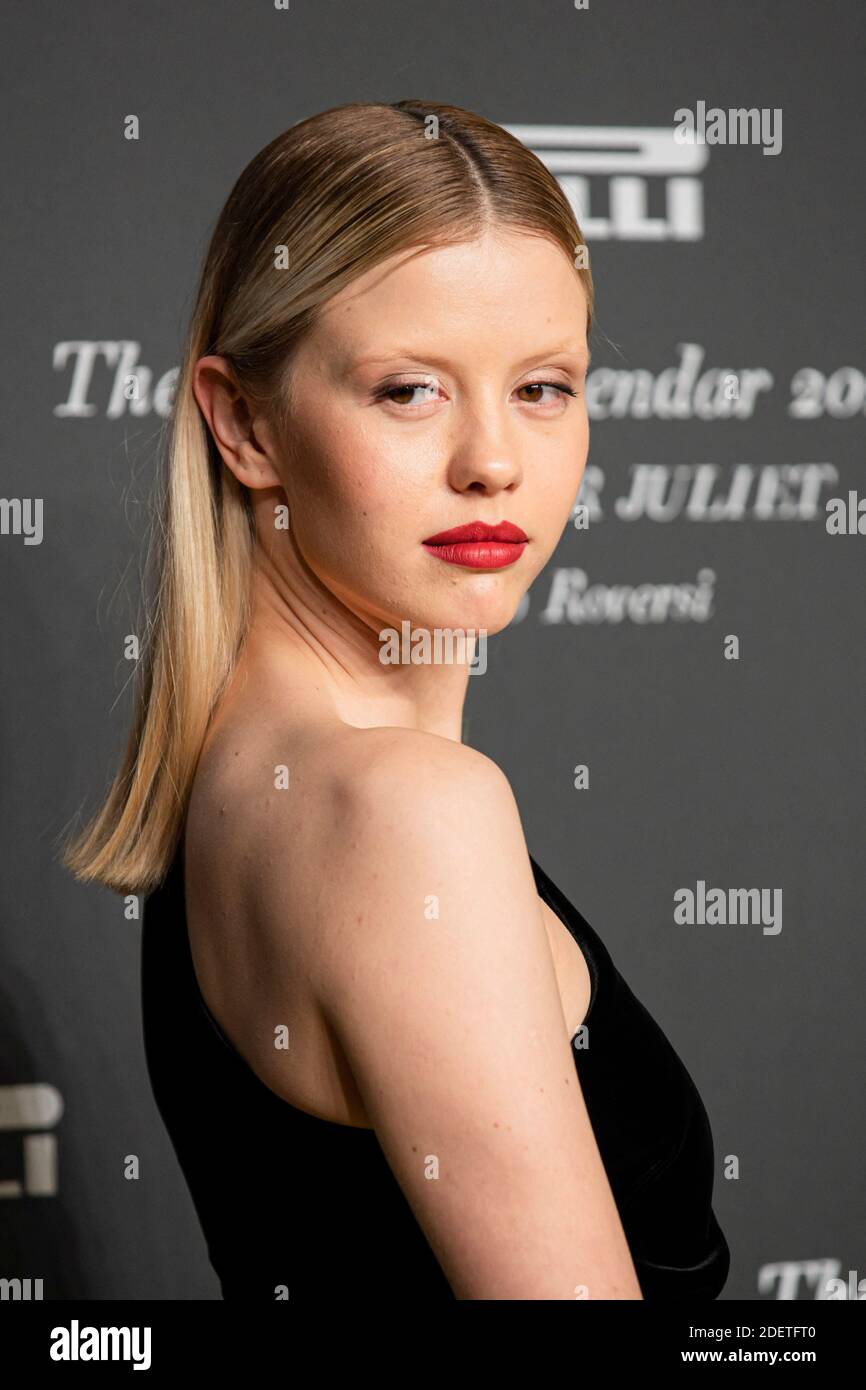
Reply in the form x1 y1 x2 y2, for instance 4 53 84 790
421 520 528 570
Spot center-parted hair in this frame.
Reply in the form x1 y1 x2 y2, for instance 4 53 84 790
62 99 594 894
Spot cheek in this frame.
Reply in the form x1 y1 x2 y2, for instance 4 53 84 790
316 417 435 521
563 417 590 497
527 438 589 558
288 417 430 560
287 416 366 514
540 423 588 495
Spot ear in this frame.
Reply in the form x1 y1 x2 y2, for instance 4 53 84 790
192 356 283 490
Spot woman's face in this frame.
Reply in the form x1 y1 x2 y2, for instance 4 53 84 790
270 226 589 639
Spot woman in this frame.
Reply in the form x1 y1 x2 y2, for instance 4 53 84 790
64 99 730 1301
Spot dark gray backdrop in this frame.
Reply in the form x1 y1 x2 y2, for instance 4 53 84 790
1 0 863 1300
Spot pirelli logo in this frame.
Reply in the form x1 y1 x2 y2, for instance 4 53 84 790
503 124 708 241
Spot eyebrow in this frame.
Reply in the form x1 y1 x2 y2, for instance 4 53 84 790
350 342 591 370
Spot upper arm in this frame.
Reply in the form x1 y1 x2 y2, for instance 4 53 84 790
309 732 642 1300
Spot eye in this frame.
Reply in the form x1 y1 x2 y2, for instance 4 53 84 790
374 379 441 407
516 380 579 406
372 377 580 410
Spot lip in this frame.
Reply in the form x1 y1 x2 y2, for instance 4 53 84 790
421 520 529 570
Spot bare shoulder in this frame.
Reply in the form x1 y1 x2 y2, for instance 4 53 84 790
189 720 641 1296
258 717 522 911
186 717 517 951
276 724 640 1297
308 721 507 796
318 723 515 831
247 722 521 949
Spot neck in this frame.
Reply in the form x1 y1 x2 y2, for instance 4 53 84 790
241 545 473 744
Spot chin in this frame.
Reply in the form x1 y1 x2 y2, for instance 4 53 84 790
415 589 523 640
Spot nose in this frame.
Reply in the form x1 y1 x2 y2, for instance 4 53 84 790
445 396 524 494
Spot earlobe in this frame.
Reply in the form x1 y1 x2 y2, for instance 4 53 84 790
238 413 287 491
230 446 284 492
203 425 283 494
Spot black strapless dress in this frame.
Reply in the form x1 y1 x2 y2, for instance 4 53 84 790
141 844 730 1301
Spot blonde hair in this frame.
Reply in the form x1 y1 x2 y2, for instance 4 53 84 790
61 99 595 895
